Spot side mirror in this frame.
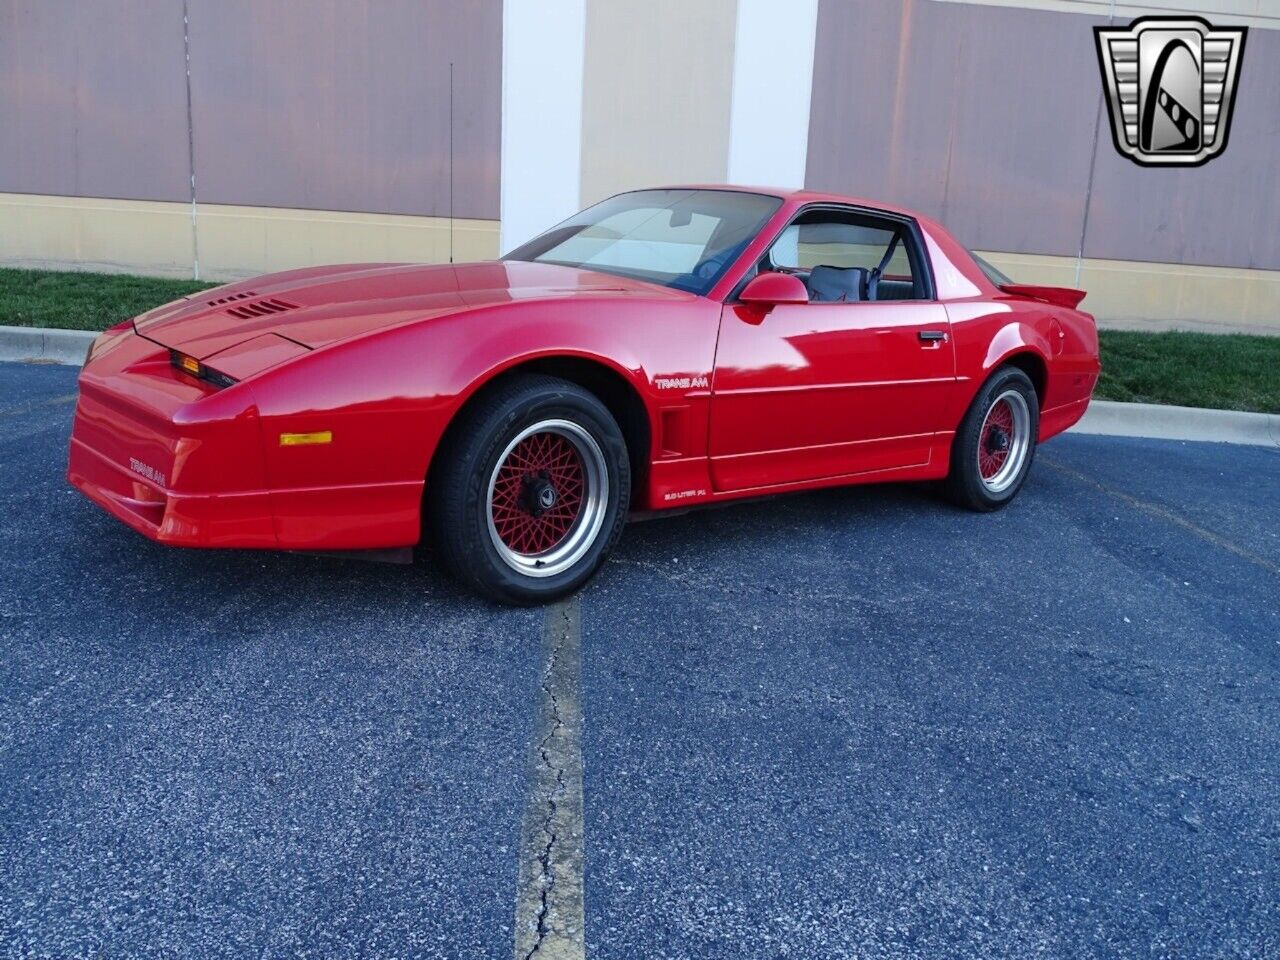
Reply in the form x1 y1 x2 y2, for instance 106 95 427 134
738 271 809 306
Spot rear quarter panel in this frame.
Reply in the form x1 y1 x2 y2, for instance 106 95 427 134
920 217 1099 440
944 298 1099 439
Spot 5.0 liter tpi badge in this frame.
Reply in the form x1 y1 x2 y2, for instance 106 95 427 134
1094 16 1246 167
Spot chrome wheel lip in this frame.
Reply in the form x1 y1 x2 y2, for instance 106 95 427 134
486 419 609 579
978 389 1032 494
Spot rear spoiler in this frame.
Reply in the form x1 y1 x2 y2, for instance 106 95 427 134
998 283 1087 310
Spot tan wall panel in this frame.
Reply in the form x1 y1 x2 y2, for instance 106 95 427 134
0 193 498 281
979 250 1280 334
0 194 195 276
196 205 499 280
580 0 738 205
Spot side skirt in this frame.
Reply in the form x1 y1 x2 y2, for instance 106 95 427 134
638 430 955 517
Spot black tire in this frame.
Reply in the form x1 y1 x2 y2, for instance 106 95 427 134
427 374 630 604
944 366 1039 512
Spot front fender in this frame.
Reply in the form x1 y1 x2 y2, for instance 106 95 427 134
243 294 721 545
449 321 651 412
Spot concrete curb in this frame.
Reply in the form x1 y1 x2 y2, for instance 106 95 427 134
1 324 1276 449
0 325 97 365
1071 400 1280 450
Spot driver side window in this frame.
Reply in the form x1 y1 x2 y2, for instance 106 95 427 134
765 209 925 303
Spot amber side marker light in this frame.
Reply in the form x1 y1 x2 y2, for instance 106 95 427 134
279 431 333 447
169 350 237 389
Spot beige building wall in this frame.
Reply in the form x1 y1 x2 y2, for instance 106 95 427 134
195 205 498 281
980 251 1280 335
0 193 498 282
578 0 739 205
0 195 196 278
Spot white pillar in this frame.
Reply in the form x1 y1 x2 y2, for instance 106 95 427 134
500 0 587 254
726 0 820 189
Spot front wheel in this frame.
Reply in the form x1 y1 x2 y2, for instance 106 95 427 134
428 374 630 604
944 366 1039 511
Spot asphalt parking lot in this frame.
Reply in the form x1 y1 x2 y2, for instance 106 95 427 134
2 360 1277 959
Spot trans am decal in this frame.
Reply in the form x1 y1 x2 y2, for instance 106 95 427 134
655 375 709 390
129 458 166 487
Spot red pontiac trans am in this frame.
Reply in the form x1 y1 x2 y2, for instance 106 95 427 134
69 187 1100 603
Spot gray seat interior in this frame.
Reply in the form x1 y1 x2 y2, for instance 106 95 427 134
871 278 915 301
807 265 869 302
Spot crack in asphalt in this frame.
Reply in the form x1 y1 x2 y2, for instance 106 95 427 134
526 629 569 959
514 600 585 960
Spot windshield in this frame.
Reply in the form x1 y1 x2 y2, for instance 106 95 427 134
504 189 782 295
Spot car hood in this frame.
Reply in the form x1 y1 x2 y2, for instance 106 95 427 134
134 260 686 360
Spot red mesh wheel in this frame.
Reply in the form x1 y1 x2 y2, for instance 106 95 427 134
489 430 586 556
978 398 1015 480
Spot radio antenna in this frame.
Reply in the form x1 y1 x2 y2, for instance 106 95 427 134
448 61 455 264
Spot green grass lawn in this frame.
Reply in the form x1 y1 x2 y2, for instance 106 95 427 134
1095 330 1280 414
0 266 215 332
1 266 1276 413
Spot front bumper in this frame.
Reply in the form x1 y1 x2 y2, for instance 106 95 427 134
68 329 427 552
67 331 277 548
67 436 277 547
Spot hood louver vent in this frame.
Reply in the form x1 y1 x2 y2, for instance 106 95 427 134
207 291 256 307
225 298 300 320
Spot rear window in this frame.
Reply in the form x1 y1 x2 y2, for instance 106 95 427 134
971 252 1012 286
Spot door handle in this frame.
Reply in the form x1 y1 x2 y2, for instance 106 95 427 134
918 330 948 343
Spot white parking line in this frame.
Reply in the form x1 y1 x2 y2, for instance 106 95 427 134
513 599 586 960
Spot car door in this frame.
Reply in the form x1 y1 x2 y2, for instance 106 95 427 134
708 207 957 492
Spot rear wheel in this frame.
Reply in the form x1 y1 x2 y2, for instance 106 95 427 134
429 375 629 604
945 366 1039 511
